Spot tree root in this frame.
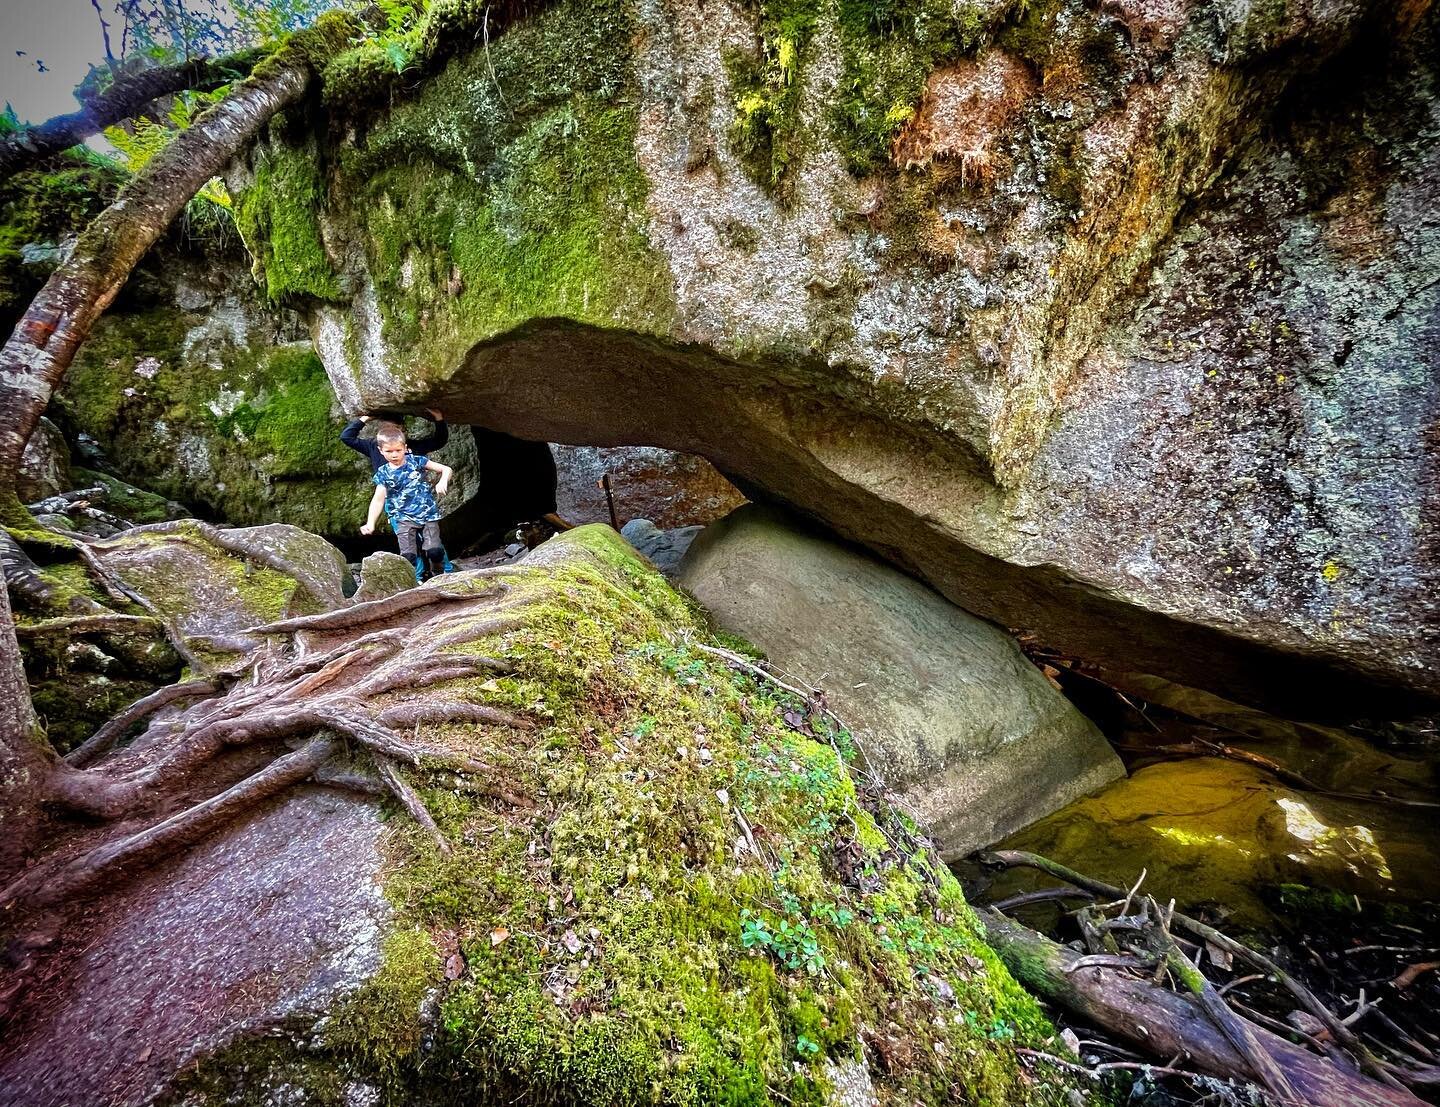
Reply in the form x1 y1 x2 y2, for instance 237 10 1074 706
0 528 100 616
376 702 538 731
65 677 218 767
4 736 339 914
375 756 450 856
246 578 508 635
14 614 161 638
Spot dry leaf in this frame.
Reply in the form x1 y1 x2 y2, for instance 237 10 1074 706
490 927 510 947
444 952 466 980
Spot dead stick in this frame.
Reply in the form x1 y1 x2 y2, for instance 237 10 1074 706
374 756 450 856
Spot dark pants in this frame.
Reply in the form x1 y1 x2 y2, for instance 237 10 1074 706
396 519 442 561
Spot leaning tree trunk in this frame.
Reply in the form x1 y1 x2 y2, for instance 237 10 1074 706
0 14 356 851
0 50 263 181
0 579 50 884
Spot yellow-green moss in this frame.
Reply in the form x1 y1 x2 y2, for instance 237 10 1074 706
56 307 369 540
726 0 996 194
315 526 1079 1105
233 134 342 303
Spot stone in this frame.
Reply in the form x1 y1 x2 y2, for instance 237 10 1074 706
677 504 1125 856
50 248 488 549
353 550 418 602
4 525 1080 1106
226 523 353 609
270 0 1440 722
0 791 388 1107
553 445 745 530
90 521 343 647
17 417 71 505
619 517 703 578
1003 758 1440 927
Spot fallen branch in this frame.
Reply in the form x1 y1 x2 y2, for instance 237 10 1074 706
982 849 1408 1088
981 909 1425 1107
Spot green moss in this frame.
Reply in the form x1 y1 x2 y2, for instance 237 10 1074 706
0 156 126 332
723 0 997 193
265 526 1081 1105
234 135 342 303
72 467 180 525
329 927 443 1071
331 0 674 367
56 307 368 540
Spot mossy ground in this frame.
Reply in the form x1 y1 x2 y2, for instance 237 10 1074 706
175 526 1083 1105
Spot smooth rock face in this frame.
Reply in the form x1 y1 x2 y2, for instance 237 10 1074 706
619 517 703 578
678 504 1125 856
1002 758 1440 927
278 0 1440 720
553 444 745 530
0 791 387 1107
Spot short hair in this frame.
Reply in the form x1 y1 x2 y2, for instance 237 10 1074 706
374 422 407 447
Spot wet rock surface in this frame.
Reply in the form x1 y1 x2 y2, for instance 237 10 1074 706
0 791 387 1107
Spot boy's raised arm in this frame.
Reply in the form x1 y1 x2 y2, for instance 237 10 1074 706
360 485 387 535
340 414 372 457
410 408 448 454
424 458 453 497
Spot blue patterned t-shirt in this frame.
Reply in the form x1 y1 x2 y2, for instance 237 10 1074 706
374 454 441 525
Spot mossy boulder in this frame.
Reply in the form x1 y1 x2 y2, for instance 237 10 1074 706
240 0 1440 722
353 550 419 601
1 525 1086 1106
41 240 486 548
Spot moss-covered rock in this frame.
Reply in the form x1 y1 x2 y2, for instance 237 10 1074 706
4 525 1087 1106
232 0 1440 721
48 246 485 547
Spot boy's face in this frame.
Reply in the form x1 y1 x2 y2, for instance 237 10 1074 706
379 440 407 466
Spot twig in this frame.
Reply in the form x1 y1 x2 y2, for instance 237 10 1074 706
375 756 450 856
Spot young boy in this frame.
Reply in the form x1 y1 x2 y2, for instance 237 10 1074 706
359 425 456 583
340 408 448 469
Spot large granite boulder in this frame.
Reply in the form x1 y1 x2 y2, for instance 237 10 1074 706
230 0 1440 722
678 504 1125 856
554 444 746 529
3 526 1082 1107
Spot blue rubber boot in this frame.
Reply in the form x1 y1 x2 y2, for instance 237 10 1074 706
441 551 456 573
413 555 427 584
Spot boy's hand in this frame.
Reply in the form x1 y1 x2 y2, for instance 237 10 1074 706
435 477 451 497
428 408 444 421
360 522 375 535
358 414 371 423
